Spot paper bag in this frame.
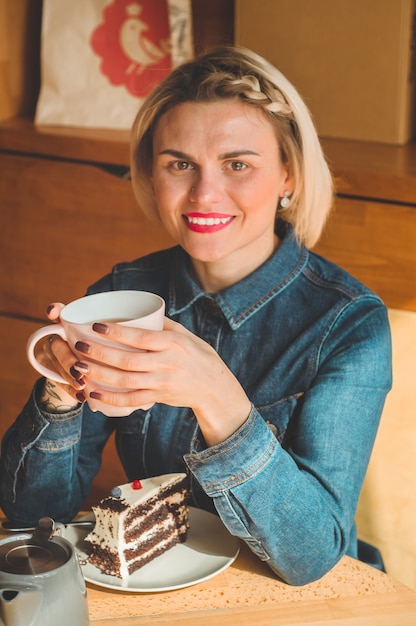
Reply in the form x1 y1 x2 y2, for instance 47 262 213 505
35 0 193 130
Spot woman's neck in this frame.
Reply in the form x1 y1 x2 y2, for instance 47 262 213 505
191 234 280 293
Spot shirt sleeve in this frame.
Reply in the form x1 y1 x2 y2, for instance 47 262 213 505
185 298 392 585
0 378 115 525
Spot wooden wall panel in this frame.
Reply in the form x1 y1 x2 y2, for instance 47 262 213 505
314 196 416 311
0 153 175 319
191 0 235 52
0 0 42 120
0 318 39 444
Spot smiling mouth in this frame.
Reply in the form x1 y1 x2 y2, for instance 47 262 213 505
185 215 233 226
182 214 234 233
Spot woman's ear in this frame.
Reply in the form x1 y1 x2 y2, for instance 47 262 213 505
280 170 294 197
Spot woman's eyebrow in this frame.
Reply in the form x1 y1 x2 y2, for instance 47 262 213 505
158 149 189 158
158 149 260 159
219 150 260 159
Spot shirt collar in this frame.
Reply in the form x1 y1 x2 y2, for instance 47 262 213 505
167 224 308 330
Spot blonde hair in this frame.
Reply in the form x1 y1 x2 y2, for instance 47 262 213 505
131 46 333 248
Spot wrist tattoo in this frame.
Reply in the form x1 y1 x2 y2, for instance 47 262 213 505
39 380 78 413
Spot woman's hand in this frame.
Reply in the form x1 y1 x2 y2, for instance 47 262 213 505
36 303 86 408
74 317 251 446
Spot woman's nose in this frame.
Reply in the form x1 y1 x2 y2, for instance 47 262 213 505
189 170 224 204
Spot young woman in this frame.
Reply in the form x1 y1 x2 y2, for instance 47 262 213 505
0 47 391 585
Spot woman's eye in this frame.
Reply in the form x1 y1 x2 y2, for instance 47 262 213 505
227 161 247 171
173 161 192 171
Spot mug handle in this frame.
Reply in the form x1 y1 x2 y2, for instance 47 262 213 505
26 325 67 384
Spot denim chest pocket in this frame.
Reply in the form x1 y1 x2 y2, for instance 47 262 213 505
256 392 304 446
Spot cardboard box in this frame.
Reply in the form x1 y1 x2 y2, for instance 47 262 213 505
235 0 416 144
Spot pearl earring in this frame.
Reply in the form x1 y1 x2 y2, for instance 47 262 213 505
280 191 291 209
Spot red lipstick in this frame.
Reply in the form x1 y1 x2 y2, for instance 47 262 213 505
183 212 234 233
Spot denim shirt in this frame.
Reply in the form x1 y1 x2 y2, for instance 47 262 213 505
0 225 392 585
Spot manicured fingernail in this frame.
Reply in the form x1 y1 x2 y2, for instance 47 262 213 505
92 323 109 334
74 361 89 373
70 366 84 381
76 392 86 403
75 341 90 354
70 368 85 390
89 391 102 400
46 304 54 315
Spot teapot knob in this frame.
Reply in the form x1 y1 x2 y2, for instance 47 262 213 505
32 517 55 544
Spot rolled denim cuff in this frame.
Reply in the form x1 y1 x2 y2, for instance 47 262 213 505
0 379 83 508
28 378 83 445
184 406 278 497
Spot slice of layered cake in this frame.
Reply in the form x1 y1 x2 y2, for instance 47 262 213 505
85 473 190 578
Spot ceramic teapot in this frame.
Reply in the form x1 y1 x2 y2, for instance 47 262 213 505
0 517 89 626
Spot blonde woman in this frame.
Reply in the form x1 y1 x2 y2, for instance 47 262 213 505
1 47 391 585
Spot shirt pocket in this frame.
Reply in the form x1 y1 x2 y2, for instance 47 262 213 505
256 392 304 446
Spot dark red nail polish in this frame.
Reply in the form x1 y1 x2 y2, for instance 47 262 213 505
70 366 83 381
89 391 102 400
75 341 90 354
74 361 89 373
46 304 54 315
92 322 109 334
76 392 86 403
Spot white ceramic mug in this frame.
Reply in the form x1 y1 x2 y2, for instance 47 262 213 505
27 290 165 417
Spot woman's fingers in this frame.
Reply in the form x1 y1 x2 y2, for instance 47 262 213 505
90 316 194 349
73 340 171 393
46 302 65 322
71 321 206 401
42 335 86 390
88 387 155 409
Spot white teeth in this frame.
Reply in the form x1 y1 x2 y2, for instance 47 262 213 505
187 216 231 226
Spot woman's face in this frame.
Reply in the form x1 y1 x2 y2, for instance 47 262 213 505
151 99 292 285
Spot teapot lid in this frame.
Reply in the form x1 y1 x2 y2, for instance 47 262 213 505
0 517 69 575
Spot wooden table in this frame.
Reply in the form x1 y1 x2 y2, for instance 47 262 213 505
84 542 416 625
1 517 416 624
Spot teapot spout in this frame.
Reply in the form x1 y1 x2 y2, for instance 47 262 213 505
0 587 42 626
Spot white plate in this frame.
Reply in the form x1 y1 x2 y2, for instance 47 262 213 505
64 507 240 592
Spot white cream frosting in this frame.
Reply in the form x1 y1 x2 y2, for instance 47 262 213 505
116 473 186 506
